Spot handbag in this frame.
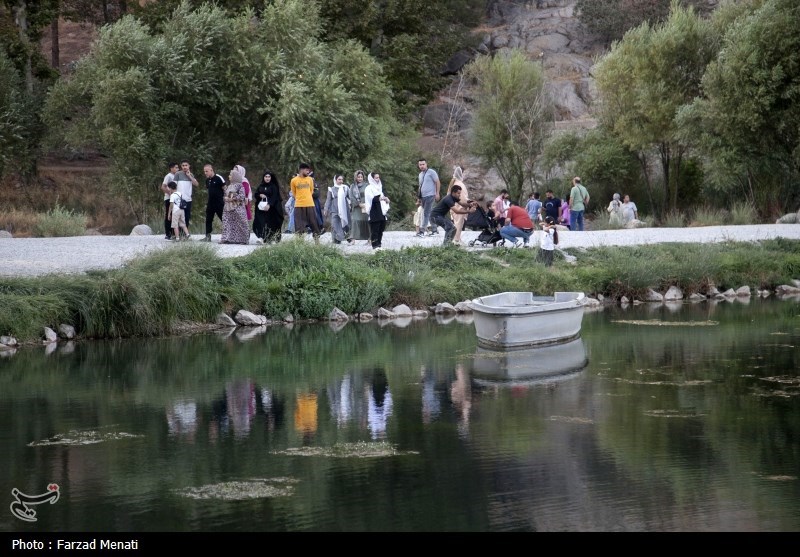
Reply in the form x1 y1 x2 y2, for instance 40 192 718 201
258 200 269 211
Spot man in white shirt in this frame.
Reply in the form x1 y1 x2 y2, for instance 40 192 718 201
173 159 199 228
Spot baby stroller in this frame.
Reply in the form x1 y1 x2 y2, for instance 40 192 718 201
466 205 505 247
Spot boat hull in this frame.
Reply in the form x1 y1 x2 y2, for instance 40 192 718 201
469 292 585 349
470 337 588 387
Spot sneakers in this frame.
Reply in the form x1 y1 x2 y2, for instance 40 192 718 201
426 230 438 236
201 234 211 242
415 232 425 237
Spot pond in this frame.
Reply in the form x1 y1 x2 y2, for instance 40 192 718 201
1 299 799 532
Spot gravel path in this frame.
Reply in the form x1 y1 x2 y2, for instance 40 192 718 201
1 225 798 278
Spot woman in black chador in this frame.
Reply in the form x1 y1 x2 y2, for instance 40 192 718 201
253 170 284 243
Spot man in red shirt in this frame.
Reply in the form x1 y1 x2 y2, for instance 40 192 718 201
499 204 535 247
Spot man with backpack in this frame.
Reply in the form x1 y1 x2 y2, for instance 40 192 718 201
568 176 590 231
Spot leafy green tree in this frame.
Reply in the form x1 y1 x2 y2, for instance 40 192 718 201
594 1 717 216
677 0 800 214
467 49 554 203
43 0 410 221
0 50 37 177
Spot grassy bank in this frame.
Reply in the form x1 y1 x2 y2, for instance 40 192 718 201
1 239 799 342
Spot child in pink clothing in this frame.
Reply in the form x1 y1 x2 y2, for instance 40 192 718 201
559 200 571 230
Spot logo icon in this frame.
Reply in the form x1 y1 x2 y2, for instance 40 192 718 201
10 484 60 522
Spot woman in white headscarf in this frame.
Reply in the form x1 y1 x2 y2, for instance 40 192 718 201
363 171 390 250
234 164 253 222
449 165 469 245
348 169 370 243
323 175 352 245
220 167 250 244
607 192 623 227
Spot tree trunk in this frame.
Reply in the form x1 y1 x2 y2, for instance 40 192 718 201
671 149 683 211
12 0 33 93
50 16 59 69
118 0 127 15
102 0 110 24
638 152 656 217
659 143 670 216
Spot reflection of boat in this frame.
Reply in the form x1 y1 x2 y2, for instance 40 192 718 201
469 337 588 387
469 292 585 349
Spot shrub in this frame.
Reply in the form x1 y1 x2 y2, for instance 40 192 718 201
33 205 87 237
690 206 726 227
661 210 685 228
728 201 759 225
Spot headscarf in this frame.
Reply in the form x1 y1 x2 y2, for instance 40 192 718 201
332 176 349 228
353 169 366 187
452 166 464 183
364 172 389 217
613 193 621 201
229 168 243 185
235 165 251 200
451 165 467 199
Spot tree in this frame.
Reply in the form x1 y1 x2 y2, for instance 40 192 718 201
594 1 717 216
677 0 800 214
466 49 554 203
0 50 36 177
43 0 410 221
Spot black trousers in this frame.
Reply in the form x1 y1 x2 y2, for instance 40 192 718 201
163 199 173 238
369 219 386 248
206 199 224 234
184 201 193 227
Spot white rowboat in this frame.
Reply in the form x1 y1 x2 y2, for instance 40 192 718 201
469 291 586 349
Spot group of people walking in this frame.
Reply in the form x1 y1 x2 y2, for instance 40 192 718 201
159 160 390 248
160 161 285 245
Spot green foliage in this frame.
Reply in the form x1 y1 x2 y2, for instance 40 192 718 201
467 49 554 203
573 128 641 205
661 210 686 228
32 204 88 237
43 0 406 223
677 0 800 214
595 1 717 215
0 50 31 177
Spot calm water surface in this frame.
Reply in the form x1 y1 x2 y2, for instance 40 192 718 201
1 299 799 532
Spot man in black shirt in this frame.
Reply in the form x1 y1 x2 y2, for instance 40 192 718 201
429 185 476 246
542 189 562 223
203 164 226 242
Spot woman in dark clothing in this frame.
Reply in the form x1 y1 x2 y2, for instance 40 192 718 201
253 170 284 244
363 171 390 250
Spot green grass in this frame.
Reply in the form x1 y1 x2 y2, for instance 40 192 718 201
2 239 799 342
689 206 727 227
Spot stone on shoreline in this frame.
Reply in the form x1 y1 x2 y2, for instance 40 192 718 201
721 288 736 298
663 286 683 301
282 314 294 323
58 324 76 339
688 293 705 302
0 230 12 238
776 284 800 295
44 327 58 343
1 335 18 347
435 302 457 314
215 313 237 327
328 307 349 322
391 304 413 317
377 308 396 319
454 301 473 313
234 310 267 326
644 289 663 302
735 286 751 297
130 224 153 236
412 310 429 318
620 296 629 304
358 313 374 321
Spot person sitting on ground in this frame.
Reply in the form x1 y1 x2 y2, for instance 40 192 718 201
430 185 476 246
500 203 535 247
621 194 639 225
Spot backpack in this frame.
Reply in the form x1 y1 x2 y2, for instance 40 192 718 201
174 192 188 210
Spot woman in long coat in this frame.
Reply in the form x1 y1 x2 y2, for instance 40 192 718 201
253 170 284 243
220 167 250 244
348 169 370 243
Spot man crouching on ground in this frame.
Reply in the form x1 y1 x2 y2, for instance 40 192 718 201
429 185 476 246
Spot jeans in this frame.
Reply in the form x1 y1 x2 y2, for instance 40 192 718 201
421 196 436 233
432 215 455 245
570 209 584 231
499 225 532 245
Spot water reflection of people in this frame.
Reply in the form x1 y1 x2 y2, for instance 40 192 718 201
421 365 441 424
450 363 472 437
294 391 319 438
226 379 256 439
260 388 286 432
366 368 393 439
166 399 198 442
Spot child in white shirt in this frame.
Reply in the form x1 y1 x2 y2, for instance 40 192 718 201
540 216 557 267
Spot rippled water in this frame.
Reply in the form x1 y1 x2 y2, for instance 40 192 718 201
1 299 799 532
